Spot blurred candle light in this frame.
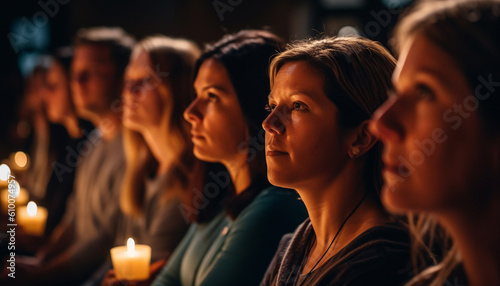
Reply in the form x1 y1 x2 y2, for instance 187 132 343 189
0 164 11 181
14 152 28 168
18 201 48 236
1 187 29 213
111 238 151 281
9 152 29 173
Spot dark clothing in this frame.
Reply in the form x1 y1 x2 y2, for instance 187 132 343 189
262 218 413 286
42 121 94 235
153 186 308 286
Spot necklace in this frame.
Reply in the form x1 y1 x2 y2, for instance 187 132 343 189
298 192 368 286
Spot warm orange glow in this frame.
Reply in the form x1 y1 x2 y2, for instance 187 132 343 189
14 152 28 168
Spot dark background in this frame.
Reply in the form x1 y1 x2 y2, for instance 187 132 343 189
0 0 414 158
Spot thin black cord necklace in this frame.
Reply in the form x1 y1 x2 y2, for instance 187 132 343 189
298 192 368 286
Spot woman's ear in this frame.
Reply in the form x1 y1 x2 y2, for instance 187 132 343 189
348 120 379 159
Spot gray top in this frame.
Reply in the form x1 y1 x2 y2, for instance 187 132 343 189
115 172 190 261
62 130 126 275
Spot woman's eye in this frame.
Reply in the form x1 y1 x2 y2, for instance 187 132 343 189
207 92 219 102
264 103 276 113
292 101 307 111
415 85 435 101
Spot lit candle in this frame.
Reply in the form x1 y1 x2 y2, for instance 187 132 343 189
1 187 29 213
110 238 151 281
17 201 48 236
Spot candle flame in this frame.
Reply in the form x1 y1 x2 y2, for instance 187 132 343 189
0 164 10 181
14 152 28 168
127 238 135 255
27 201 37 216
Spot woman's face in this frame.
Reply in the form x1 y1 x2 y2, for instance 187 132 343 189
41 62 72 123
263 61 350 190
123 50 167 131
184 58 248 165
370 34 497 214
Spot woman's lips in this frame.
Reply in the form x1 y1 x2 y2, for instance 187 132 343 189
383 160 409 177
266 150 288 156
190 132 205 140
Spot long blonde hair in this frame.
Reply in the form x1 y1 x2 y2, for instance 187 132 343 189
121 36 201 217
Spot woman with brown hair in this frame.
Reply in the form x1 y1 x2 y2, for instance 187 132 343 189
370 0 500 285
153 30 307 286
261 36 414 285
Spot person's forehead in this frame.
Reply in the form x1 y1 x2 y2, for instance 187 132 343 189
394 34 461 89
73 44 114 63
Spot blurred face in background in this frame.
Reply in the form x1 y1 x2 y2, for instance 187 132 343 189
42 61 73 124
184 58 249 165
71 44 118 119
122 50 167 131
370 34 496 214
21 69 46 118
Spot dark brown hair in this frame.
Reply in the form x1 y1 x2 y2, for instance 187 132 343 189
194 30 285 219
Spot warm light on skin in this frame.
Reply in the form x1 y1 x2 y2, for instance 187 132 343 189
14 152 28 168
0 164 11 181
27 201 37 217
127 238 135 255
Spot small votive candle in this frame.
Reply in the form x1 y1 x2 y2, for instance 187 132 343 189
17 201 48 236
110 238 151 281
1 187 29 213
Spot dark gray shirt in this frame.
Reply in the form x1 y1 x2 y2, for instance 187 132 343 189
261 219 413 286
62 131 126 276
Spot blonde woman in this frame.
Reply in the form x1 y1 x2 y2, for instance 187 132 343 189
103 36 203 285
370 0 500 285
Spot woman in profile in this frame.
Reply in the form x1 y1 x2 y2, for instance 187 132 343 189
101 35 207 285
153 30 307 286
261 36 415 285
370 0 500 285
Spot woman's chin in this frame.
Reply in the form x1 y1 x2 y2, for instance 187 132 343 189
381 184 411 215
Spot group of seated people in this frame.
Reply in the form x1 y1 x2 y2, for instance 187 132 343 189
2 0 500 285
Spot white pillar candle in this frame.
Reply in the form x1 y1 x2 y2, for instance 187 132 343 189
110 238 151 281
17 201 48 236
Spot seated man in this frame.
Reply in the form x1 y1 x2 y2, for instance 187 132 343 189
16 27 135 285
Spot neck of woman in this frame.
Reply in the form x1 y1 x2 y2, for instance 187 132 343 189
297 163 389 266
437 193 500 286
224 156 252 195
142 126 177 176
